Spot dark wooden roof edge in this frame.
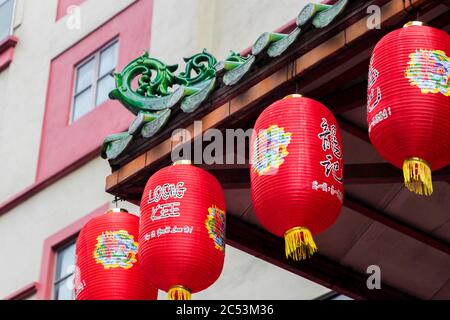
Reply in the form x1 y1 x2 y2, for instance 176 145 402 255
106 0 391 169
110 160 450 256
106 0 445 170
227 215 418 300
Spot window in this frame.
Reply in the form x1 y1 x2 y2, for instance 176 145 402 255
0 0 14 41
37 0 153 181
53 239 77 300
72 40 118 122
37 204 109 299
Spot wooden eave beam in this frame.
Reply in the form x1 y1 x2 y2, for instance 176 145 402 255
203 163 450 188
226 214 417 300
110 0 418 168
344 196 450 255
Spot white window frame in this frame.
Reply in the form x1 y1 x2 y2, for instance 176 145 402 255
70 39 119 124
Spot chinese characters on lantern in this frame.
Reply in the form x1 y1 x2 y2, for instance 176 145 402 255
368 106 392 133
312 181 344 203
367 54 391 133
144 182 194 241
144 225 194 241
318 118 343 183
315 117 344 203
367 54 381 113
73 264 86 298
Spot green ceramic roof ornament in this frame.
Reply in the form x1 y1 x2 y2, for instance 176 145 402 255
109 52 186 115
101 1 350 161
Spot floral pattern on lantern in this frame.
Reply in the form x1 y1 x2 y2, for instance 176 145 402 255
93 230 138 269
252 125 292 176
205 205 226 252
405 49 450 96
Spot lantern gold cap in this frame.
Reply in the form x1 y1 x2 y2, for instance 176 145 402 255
106 208 129 213
173 159 192 166
283 94 303 99
403 21 425 28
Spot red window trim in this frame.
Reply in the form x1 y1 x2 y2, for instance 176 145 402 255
37 0 153 182
0 35 18 72
4 282 39 300
36 203 109 300
69 38 119 125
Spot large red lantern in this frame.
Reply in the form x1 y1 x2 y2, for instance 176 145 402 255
74 208 157 300
250 95 344 261
367 22 450 196
140 161 226 300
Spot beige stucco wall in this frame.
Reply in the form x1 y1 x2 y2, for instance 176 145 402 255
0 0 309 201
0 0 330 299
0 0 137 201
150 0 308 63
0 157 112 297
158 245 330 300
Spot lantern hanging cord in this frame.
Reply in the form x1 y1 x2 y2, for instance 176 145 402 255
284 227 318 261
402 0 419 18
168 286 192 300
403 158 433 196
113 196 124 208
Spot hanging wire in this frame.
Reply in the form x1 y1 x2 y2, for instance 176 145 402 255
343 28 350 50
113 196 121 208
403 0 419 18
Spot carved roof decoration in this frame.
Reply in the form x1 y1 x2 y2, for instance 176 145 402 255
101 0 349 161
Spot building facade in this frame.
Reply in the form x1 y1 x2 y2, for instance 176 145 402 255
0 0 335 300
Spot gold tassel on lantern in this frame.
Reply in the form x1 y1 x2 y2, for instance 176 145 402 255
403 157 433 196
168 286 192 300
284 227 318 261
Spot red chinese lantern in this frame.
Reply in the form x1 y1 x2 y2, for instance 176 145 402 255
367 22 450 196
250 95 344 261
140 161 226 300
74 208 157 300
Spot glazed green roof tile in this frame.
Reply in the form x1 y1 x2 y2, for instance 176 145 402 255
102 0 349 161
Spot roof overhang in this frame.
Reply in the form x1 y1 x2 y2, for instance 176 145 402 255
104 0 450 299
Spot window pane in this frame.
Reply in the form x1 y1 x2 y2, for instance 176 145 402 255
96 75 115 106
55 242 76 280
54 275 75 300
75 58 95 94
72 87 93 122
0 0 14 40
99 42 118 77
